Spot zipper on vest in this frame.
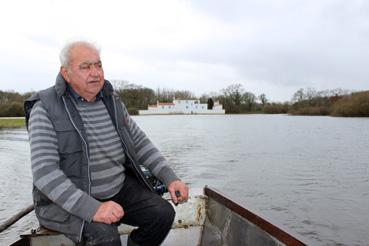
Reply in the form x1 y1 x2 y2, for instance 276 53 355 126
62 96 90 242
112 96 154 192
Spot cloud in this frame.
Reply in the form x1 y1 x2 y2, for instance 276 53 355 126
186 0 369 85
0 0 368 101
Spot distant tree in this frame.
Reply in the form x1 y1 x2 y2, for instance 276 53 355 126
258 93 268 107
155 88 196 102
0 102 24 117
0 90 23 104
305 88 318 105
221 83 245 113
201 92 220 104
114 82 156 114
289 87 352 116
243 91 256 111
263 102 289 114
332 91 369 117
156 88 173 102
0 90 26 116
207 98 214 110
292 88 305 103
173 90 196 100
199 94 208 104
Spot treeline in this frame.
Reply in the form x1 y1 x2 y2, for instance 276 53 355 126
0 82 368 117
201 85 369 117
289 88 369 117
0 91 32 117
199 83 290 114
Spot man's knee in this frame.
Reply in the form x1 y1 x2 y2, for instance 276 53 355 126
166 200 176 222
83 222 121 246
155 198 176 226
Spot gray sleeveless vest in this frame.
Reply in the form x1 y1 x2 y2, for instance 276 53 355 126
24 74 153 242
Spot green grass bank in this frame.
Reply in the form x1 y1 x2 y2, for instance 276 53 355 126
0 117 26 129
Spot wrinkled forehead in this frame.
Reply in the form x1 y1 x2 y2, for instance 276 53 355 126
70 45 101 64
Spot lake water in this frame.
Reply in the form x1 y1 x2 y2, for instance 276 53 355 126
0 115 368 245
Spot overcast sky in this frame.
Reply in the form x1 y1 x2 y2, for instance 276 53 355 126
0 0 368 102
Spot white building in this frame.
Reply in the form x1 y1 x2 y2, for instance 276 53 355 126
138 99 225 115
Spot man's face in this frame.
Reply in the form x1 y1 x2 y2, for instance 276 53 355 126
61 45 104 101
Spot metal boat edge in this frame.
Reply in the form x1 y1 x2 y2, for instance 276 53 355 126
9 186 306 245
202 186 306 246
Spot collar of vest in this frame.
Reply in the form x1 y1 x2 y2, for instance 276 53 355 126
54 73 114 98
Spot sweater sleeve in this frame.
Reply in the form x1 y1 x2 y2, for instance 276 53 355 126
122 104 180 186
28 101 101 222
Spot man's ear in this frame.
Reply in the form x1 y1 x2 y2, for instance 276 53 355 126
60 66 70 83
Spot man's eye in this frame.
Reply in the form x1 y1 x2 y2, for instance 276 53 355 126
80 65 90 70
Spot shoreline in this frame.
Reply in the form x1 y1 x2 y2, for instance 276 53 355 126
0 117 25 129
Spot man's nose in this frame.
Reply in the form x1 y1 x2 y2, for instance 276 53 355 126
90 65 100 77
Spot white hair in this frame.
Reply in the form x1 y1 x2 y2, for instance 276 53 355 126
59 40 101 68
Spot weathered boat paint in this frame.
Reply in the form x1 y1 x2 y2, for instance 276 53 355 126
201 186 306 246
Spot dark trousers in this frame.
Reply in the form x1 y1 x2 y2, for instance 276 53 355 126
82 175 176 246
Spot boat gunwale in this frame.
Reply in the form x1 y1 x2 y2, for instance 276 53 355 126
11 187 307 246
204 186 306 246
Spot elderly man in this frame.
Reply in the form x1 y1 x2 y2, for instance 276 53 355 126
25 41 188 246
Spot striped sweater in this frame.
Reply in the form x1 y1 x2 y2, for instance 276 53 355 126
28 98 178 222
72 99 125 199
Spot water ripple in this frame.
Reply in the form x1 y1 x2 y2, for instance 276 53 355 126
1 115 369 245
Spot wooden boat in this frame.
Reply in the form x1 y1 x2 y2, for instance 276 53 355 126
10 186 306 245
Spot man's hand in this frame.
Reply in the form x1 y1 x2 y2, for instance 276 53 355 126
168 180 189 204
93 201 124 224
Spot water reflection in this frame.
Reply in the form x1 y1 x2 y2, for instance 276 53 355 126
1 115 369 245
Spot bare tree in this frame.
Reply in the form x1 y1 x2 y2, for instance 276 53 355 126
221 83 245 113
258 93 268 106
243 91 256 111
